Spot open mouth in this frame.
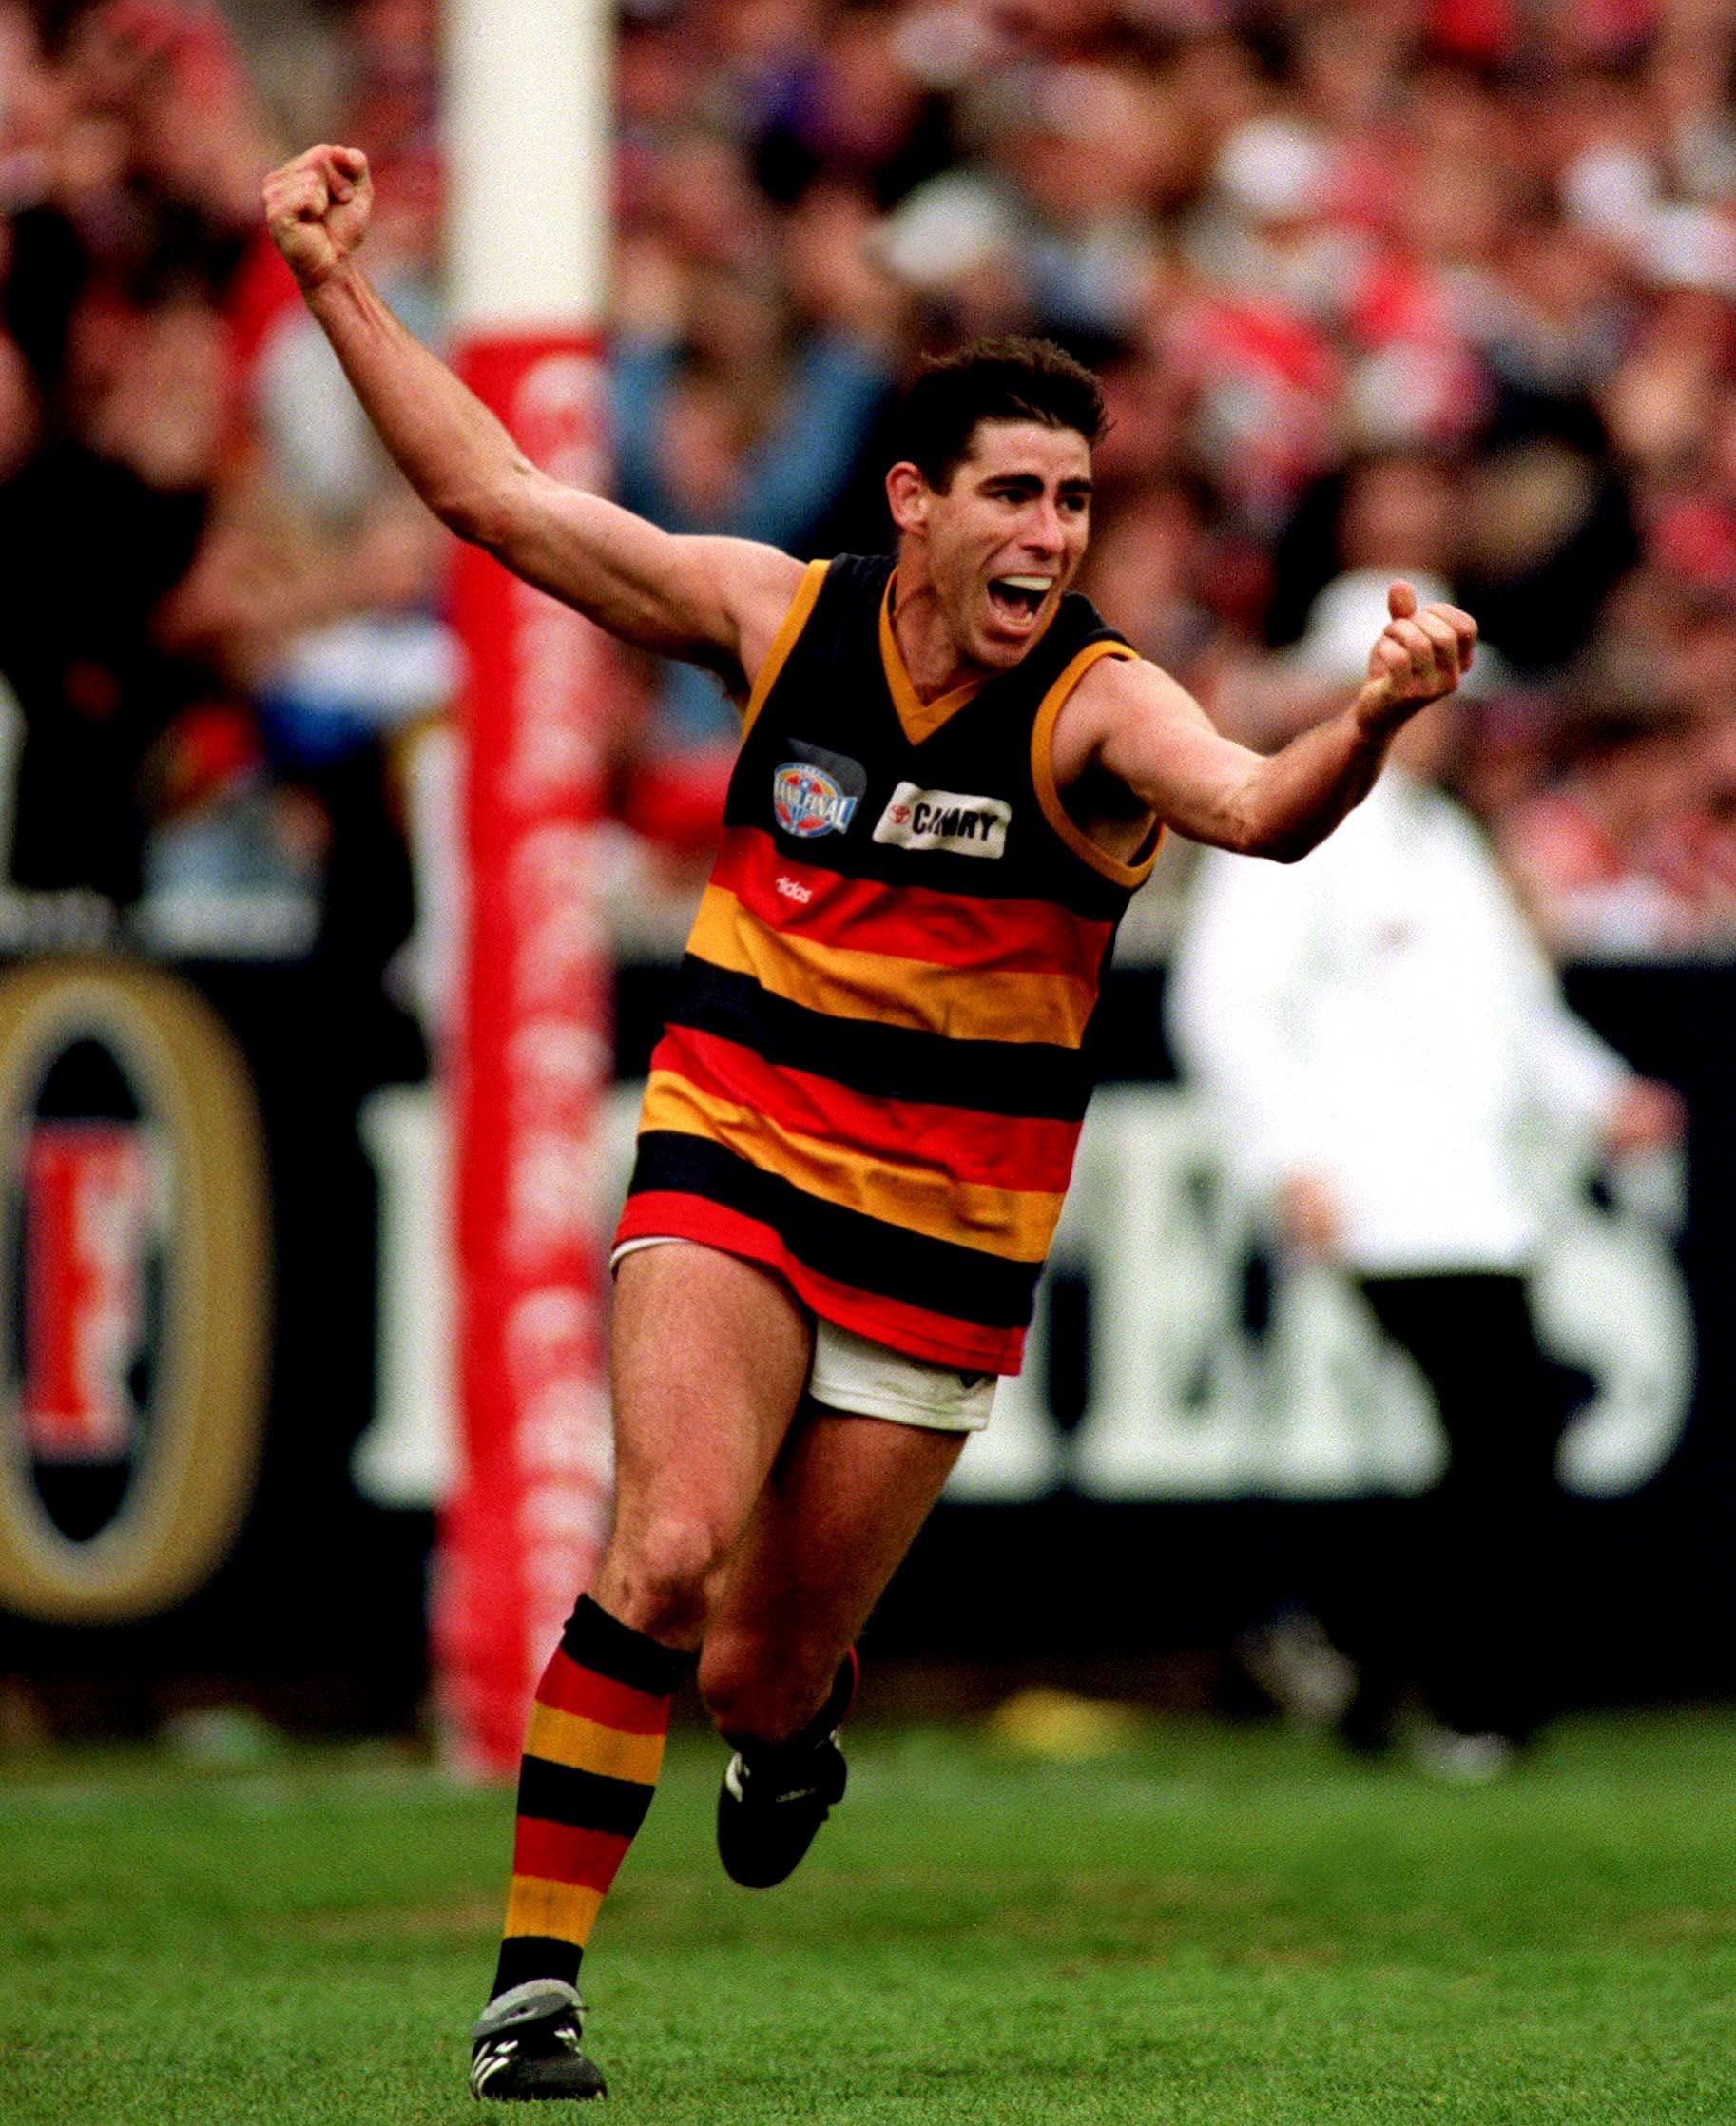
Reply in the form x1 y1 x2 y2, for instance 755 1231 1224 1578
987 574 1054 628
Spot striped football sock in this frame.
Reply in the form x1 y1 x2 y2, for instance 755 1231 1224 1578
489 1594 695 2000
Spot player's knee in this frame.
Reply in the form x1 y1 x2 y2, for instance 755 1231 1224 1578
699 1630 836 1746
601 1514 731 1641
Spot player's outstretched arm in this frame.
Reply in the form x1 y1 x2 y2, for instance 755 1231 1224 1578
1071 580 1477 860
261 145 800 679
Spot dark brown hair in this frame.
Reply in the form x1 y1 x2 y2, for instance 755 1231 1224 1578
891 336 1109 492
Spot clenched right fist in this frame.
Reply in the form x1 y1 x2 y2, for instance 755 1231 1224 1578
262 144 373 294
1355 577 1478 736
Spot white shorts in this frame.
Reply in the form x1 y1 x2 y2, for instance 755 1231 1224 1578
610 1235 998 1434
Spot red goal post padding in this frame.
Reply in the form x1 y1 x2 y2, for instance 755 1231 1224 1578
438 331 617 1779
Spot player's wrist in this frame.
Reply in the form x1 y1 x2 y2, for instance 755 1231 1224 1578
301 252 366 308
1351 679 1407 741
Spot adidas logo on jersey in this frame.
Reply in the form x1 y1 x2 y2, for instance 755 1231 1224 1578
872 783 1011 859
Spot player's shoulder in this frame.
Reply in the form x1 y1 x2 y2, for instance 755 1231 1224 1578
823 551 896 594
688 538 814 678
728 545 895 621
1065 640 1193 723
1048 638 1218 793
702 536 810 607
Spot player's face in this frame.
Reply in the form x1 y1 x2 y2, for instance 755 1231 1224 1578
923 420 1093 671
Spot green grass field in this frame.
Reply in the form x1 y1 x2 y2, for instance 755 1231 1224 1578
4 1708 1735 2124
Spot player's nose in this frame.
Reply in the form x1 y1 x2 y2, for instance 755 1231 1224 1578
1023 499 1066 557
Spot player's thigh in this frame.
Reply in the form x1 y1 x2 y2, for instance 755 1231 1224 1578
709 1404 965 1661
605 1242 814 1557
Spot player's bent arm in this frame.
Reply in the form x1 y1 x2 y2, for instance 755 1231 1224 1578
1066 583 1476 860
1059 657 1386 860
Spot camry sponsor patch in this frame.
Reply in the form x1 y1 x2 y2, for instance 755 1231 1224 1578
772 741 866 840
872 782 1011 859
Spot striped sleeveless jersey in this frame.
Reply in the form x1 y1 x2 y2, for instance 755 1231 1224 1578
614 553 1159 1374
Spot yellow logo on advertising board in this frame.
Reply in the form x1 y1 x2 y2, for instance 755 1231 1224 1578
0 961 269 1623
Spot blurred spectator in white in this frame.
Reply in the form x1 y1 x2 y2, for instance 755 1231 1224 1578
1169 676 1685 1772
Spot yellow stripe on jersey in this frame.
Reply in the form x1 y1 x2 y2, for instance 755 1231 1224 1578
740 559 829 744
640 1068 1066 1263
524 1703 668 1787
1030 638 1163 888
686 887 1098 1050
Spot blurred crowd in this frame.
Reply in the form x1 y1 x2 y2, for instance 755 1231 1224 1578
7 0 1736 986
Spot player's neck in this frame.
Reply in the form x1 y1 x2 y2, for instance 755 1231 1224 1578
888 565 983 703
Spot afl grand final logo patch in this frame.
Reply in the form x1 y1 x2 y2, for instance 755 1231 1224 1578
873 782 1011 859
771 740 866 841
773 763 857 838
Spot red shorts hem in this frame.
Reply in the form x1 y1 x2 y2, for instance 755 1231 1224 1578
613 1190 1026 1376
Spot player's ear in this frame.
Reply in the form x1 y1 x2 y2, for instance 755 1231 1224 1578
886 461 931 537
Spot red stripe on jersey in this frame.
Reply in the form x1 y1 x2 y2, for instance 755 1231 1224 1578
614 1190 1027 1374
652 1023 1082 1193
512 1818 633 1891
535 1649 673 1735
714 824 1112 983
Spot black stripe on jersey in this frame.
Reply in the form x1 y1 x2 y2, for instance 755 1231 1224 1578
662 957 1096 1122
628 1130 1042 1329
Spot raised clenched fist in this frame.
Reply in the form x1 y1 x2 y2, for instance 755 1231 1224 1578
1358 579 1479 733
262 144 373 294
